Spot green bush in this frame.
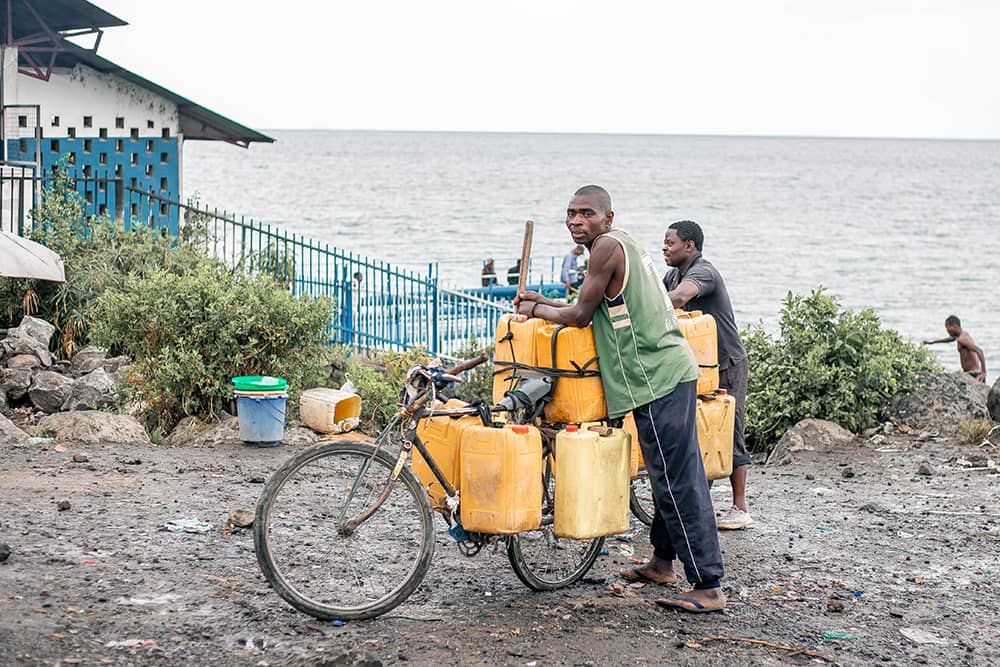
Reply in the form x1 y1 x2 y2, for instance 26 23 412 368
88 264 333 431
744 289 940 452
447 338 495 405
1 162 208 357
345 347 432 432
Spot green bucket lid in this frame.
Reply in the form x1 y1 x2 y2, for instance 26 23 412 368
232 375 288 392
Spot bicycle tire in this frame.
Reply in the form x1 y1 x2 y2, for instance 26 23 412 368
629 470 655 526
507 457 605 591
254 440 435 620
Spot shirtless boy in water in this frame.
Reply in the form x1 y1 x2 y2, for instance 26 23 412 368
923 315 987 382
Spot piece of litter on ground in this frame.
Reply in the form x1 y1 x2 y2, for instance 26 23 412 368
899 627 949 645
105 639 157 649
163 517 212 533
823 631 855 640
618 544 635 556
811 487 837 496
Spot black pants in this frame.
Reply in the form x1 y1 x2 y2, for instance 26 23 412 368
634 380 725 587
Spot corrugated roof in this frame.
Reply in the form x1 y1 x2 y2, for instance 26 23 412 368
0 0 126 39
49 42 273 147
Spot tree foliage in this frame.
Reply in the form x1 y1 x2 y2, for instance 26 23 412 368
744 289 941 452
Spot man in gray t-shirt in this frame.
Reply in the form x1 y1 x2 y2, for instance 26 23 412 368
663 220 753 530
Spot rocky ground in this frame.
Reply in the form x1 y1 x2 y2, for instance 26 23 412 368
1 376 998 666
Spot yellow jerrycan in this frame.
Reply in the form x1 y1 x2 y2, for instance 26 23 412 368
492 315 546 404
553 424 630 539
697 391 736 480
413 399 480 506
537 323 607 423
675 310 720 396
459 423 543 534
623 412 645 479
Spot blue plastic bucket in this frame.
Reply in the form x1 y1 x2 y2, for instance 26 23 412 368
236 394 287 446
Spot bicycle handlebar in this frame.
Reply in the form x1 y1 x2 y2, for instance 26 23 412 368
445 353 489 376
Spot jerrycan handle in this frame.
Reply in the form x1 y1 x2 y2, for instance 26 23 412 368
587 425 612 437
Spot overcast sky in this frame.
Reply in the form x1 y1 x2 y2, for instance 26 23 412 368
90 0 1000 139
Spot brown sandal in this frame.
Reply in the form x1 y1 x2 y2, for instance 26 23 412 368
619 566 676 585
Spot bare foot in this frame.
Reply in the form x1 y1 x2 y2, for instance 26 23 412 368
619 555 677 585
655 587 727 613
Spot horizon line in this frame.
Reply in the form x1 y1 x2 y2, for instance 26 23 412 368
250 128 1000 142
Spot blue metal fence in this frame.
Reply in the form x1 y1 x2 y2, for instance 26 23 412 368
4 169 507 356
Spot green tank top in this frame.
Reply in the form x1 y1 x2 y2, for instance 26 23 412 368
592 229 699 418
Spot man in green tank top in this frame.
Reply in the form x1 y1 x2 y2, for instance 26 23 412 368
515 185 727 613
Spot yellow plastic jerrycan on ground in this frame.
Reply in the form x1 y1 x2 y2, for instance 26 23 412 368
413 399 480 506
459 423 542 534
675 310 720 396
553 424 630 539
697 391 736 480
623 412 645 479
537 323 607 423
299 388 362 433
492 315 545 404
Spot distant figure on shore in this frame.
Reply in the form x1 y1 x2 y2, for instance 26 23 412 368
560 244 586 293
923 315 987 382
506 259 522 285
481 258 496 287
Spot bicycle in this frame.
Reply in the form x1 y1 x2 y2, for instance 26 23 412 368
252 354 606 621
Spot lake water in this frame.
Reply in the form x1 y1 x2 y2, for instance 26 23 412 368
183 131 999 384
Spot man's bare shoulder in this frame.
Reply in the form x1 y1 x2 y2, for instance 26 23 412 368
956 331 979 348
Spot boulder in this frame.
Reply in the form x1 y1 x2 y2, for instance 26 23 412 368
0 411 28 444
101 356 132 375
767 418 855 464
63 368 116 411
70 346 108 374
989 376 1000 423
6 354 41 370
37 411 151 446
28 371 74 413
1 316 55 367
890 371 989 431
1 367 33 400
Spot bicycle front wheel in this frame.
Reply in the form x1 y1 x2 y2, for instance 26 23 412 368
507 457 605 591
254 441 434 620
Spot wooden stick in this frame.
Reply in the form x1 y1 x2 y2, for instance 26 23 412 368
517 219 534 299
695 636 836 662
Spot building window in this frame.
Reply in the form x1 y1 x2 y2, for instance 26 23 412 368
68 153 76 165
114 164 122 177
83 116 93 128
50 139 59 153
161 128 170 140
82 165 92 177
99 153 108 165
85 190 93 204
130 128 139 140
129 177 137 188
115 116 125 129
115 139 124 153
98 204 108 216
160 203 168 216
99 128 108 140
147 120 154 129
160 177 168 191
18 139 27 152
18 115 27 128
83 139 92 153
146 140 154 153
67 127 76 139
130 153 138 166
131 203 138 216
145 164 153 176
160 152 169 164
50 115 60 127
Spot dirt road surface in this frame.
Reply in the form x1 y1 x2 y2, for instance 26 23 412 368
1 428 997 666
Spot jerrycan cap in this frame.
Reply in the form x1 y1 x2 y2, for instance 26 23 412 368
565 424 579 432
511 425 530 434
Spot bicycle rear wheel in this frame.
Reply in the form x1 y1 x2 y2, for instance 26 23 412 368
254 441 434 620
629 469 655 526
507 456 605 591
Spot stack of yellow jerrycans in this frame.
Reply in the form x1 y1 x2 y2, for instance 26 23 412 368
624 309 736 481
413 398 543 534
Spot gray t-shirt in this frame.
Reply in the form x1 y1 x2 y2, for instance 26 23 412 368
663 254 747 370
